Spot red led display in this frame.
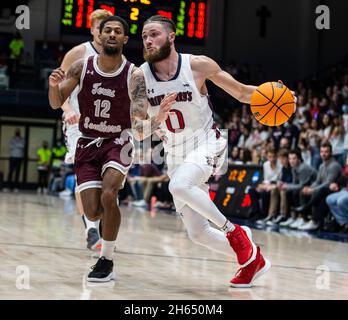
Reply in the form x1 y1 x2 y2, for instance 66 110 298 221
60 0 208 44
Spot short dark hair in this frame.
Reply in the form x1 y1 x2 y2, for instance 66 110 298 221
289 149 302 161
99 15 129 35
278 148 289 158
266 148 276 156
320 141 332 153
144 15 176 33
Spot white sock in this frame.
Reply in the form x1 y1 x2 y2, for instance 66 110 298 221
101 239 116 260
83 215 98 236
221 219 236 234
95 220 101 237
169 162 235 230
181 206 234 256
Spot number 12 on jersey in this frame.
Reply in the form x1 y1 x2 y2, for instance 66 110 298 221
94 99 111 118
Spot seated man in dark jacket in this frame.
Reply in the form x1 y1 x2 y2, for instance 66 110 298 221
293 142 342 231
278 149 317 228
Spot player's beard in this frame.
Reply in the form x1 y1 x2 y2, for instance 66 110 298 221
143 38 171 63
104 44 121 56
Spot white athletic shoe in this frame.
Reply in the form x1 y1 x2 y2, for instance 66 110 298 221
279 217 296 227
298 220 319 231
59 189 73 197
289 217 306 229
131 199 147 207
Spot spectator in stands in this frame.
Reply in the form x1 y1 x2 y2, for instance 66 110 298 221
293 95 308 127
282 118 300 149
131 163 167 208
329 116 346 166
37 140 51 194
48 140 67 193
278 149 317 228
50 140 67 175
298 122 312 166
308 118 322 169
250 148 282 221
326 154 348 233
319 114 332 140
8 31 24 85
270 126 283 150
130 148 165 208
259 148 268 164
251 149 262 165
309 97 320 119
5 128 25 192
237 124 254 149
227 116 241 148
248 123 269 150
153 166 173 211
57 164 75 197
279 137 291 150
342 103 348 162
239 148 252 164
293 142 342 231
264 149 293 226
228 146 240 165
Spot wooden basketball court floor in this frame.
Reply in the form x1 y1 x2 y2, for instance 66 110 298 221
0 191 347 300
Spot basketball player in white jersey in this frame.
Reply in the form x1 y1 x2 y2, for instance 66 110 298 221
57 9 112 251
130 15 274 288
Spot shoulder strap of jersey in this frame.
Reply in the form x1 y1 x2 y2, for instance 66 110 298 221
140 62 154 93
84 41 99 54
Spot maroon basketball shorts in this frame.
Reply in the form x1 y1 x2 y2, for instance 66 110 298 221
74 136 134 192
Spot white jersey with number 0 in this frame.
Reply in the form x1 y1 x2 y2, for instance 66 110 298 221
140 54 214 155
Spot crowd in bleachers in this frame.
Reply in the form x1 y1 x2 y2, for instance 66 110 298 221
211 59 348 233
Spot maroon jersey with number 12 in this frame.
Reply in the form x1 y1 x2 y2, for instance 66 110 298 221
77 55 134 138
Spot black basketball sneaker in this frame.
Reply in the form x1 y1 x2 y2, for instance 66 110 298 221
87 256 115 282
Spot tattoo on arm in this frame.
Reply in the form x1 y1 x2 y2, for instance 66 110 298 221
130 70 161 140
67 60 83 80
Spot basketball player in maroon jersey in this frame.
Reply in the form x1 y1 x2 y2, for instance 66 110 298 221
58 9 112 252
48 16 134 282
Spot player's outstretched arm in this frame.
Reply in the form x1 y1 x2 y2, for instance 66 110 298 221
192 55 257 104
48 59 83 109
130 68 176 141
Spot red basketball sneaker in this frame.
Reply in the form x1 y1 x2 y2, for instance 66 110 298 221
226 225 257 267
230 246 271 288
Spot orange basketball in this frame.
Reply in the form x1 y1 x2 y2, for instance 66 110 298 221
250 82 295 126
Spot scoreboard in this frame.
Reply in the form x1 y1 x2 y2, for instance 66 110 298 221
60 0 208 45
213 165 263 219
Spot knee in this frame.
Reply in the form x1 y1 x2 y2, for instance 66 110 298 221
326 194 335 206
84 205 102 221
101 188 118 206
337 196 348 210
168 179 186 198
